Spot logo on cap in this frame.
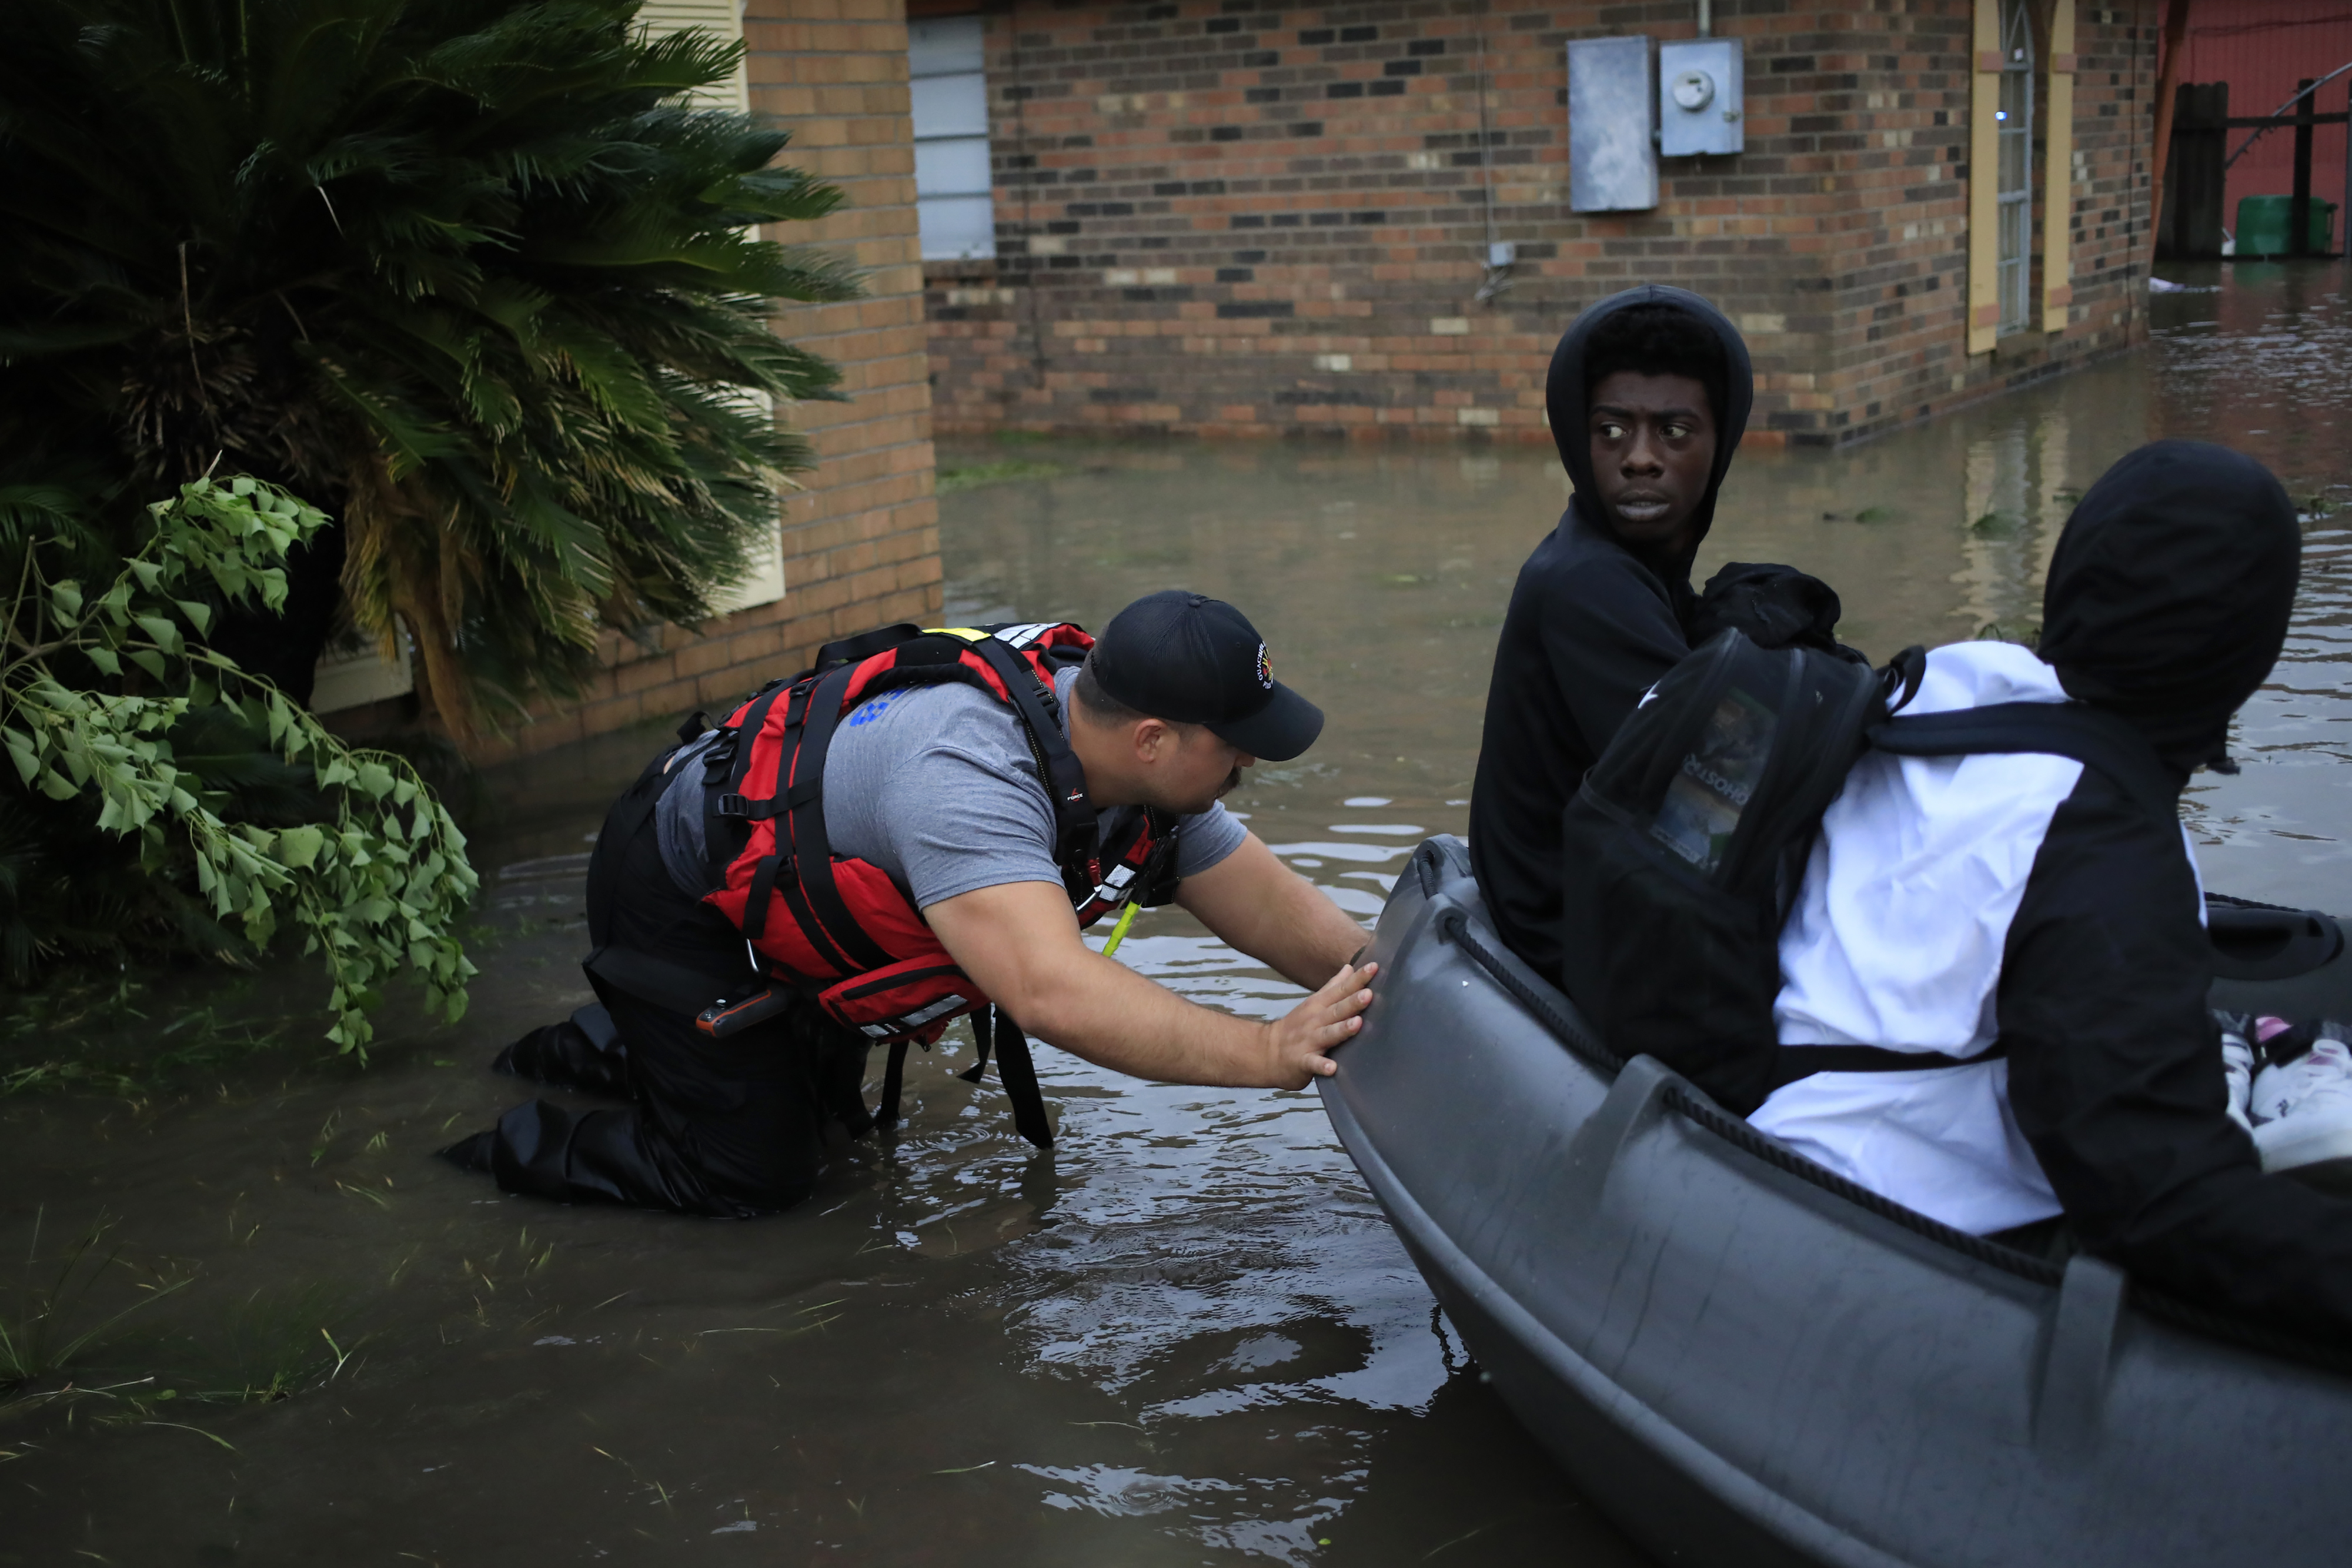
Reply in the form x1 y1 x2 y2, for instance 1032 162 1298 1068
1255 643 1274 691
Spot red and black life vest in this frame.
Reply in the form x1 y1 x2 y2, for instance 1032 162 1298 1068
691 620 1178 1048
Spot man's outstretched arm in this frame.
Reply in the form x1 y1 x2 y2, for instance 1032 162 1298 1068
1171 831 1368 988
925 877 1375 1089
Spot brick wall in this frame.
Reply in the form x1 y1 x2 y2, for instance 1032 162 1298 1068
454 0 943 765
923 0 2160 447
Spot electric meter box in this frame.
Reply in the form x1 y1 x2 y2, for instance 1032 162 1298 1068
1568 35 1658 212
1658 38 1744 157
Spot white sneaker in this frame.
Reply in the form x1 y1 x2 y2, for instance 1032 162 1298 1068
2250 1037 2352 1191
2218 1023 2256 1134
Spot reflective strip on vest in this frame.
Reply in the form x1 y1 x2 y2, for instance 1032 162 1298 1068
859 992 973 1040
992 622 1058 647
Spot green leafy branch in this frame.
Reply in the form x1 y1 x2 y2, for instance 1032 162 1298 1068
1 475 478 1054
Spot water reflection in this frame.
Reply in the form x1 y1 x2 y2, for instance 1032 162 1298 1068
5 263 2349 1563
1953 402 2071 641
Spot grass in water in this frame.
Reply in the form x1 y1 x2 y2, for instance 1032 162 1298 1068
0 1211 188 1398
937 459 1075 494
193 1283 362 1403
0 975 296 1099
1 1218 364 1459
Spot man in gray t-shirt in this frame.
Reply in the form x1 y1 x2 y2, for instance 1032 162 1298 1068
443 591 1377 1216
652 664 1248 915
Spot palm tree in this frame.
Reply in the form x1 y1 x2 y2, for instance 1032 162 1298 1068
0 0 861 732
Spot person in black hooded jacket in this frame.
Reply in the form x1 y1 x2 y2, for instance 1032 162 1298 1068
1760 439 2352 1341
1472 286 1840 982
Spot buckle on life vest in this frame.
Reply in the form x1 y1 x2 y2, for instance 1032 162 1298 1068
1087 861 1138 907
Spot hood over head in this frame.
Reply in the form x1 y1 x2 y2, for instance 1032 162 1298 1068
2039 439 2301 775
1545 285 1755 579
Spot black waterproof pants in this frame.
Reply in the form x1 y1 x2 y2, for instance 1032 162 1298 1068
467 770 872 1217
483 993 869 1217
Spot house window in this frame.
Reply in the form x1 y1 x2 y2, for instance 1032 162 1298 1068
910 18 994 260
1994 0 2034 335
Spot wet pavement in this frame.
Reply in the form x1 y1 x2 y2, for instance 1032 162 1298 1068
4 261 2349 1564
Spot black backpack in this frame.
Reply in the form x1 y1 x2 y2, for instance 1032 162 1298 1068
1556 630 2181 1115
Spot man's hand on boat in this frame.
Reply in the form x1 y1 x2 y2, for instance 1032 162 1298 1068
1259 956 1381 1086
924 833 1376 1090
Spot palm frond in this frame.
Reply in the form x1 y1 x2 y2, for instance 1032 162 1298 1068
0 0 863 732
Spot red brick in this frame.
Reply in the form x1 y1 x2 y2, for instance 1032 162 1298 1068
925 0 2152 445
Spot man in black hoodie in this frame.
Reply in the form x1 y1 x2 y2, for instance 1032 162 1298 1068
1470 287 1763 981
1760 439 2352 1341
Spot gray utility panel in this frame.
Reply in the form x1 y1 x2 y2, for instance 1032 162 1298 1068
1568 35 1656 213
1659 38 1744 157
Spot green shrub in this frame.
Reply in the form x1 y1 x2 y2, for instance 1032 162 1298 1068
2 475 475 1053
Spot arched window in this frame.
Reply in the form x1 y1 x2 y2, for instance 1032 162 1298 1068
1995 0 2035 335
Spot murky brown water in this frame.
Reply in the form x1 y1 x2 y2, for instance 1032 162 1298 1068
5 262 2348 1564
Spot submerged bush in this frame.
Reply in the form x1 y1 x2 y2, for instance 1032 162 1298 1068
1 475 476 1053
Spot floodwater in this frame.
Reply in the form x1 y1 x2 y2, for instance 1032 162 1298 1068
4 261 2349 1564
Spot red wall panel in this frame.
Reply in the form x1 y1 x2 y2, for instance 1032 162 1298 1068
2168 0 2352 242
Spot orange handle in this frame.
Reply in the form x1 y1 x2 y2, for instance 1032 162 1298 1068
696 988 791 1039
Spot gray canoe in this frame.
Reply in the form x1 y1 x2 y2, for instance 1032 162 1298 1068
1318 834 2352 1568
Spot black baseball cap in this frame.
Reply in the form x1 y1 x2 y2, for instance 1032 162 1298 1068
1089 590 1325 761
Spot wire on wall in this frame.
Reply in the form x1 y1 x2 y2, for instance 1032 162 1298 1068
1474 15 1515 305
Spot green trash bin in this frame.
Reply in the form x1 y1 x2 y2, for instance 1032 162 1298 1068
2234 195 2339 258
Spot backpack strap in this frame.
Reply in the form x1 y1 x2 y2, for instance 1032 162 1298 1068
1872 701 2180 819
875 1037 913 1129
959 1004 995 1084
943 1005 1050 1146
1764 1039 2009 1094
809 622 925 680
1757 701 2177 1102
990 1006 1055 1149
962 634 1101 874
774 662 898 974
